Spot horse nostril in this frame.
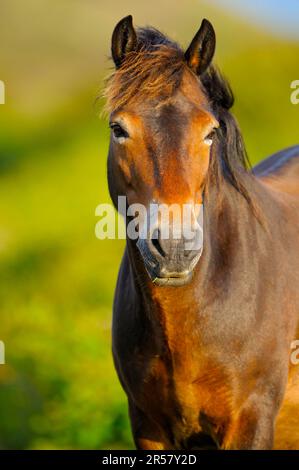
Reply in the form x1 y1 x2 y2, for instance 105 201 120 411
151 230 166 258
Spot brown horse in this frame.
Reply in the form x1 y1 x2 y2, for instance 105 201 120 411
105 15 299 449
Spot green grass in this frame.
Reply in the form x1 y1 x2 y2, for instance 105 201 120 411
0 108 133 449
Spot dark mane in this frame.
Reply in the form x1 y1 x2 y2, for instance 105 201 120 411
136 26 179 50
105 27 259 217
200 67 259 216
104 27 185 112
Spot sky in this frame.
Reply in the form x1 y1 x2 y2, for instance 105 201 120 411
214 0 299 39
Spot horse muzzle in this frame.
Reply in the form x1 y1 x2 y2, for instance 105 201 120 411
136 226 203 287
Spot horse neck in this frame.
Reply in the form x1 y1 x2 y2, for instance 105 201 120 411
125 169 265 323
203 170 263 264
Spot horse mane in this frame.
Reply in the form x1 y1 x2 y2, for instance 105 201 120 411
104 27 260 218
200 66 259 216
104 27 185 112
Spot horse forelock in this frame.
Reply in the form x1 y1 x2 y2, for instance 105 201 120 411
104 41 185 112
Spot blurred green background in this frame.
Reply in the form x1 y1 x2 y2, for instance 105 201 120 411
0 0 298 449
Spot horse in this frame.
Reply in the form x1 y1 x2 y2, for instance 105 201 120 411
104 15 299 449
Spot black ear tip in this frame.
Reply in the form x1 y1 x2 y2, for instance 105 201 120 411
202 18 215 33
111 14 137 69
117 15 133 27
184 18 216 75
112 15 133 36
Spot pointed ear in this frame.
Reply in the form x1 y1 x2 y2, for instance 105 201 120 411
184 19 216 75
111 15 137 69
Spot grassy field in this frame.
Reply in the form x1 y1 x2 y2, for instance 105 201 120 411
0 0 298 449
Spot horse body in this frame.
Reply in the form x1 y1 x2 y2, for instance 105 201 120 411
106 16 299 449
257 148 299 449
113 147 299 449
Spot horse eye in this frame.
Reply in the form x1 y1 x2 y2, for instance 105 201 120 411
110 122 129 141
204 130 216 146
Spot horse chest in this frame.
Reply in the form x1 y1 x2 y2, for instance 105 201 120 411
139 350 233 442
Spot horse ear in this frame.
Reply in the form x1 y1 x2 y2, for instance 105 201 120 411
184 19 216 75
111 15 137 69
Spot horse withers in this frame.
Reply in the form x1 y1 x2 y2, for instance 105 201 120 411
104 15 299 449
